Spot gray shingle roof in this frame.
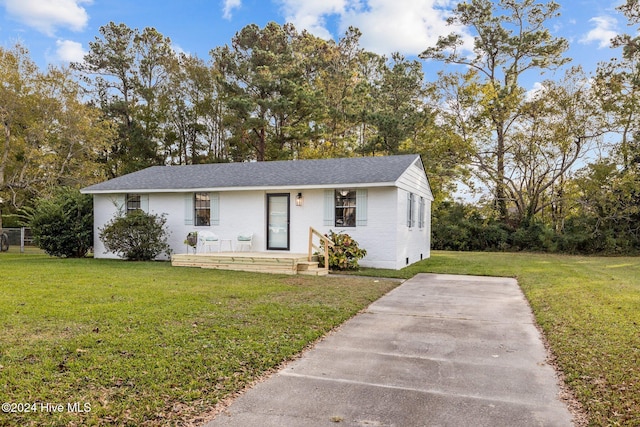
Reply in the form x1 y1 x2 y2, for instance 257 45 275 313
81 154 422 193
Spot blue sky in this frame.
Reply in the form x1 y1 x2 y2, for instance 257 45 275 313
0 0 630 87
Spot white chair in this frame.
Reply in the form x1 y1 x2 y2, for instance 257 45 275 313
236 232 253 252
198 231 220 253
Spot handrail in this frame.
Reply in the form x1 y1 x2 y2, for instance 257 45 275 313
308 226 334 273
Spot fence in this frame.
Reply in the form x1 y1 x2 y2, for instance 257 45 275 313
2 228 34 253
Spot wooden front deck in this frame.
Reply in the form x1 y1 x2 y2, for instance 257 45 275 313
171 251 328 276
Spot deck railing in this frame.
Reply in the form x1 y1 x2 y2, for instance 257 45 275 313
308 227 334 273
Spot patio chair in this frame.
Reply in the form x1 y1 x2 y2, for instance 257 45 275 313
198 231 220 253
236 232 253 252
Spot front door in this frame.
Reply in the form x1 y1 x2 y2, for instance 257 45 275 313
267 194 290 250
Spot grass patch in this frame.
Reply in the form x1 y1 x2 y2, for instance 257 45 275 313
0 253 399 426
359 251 640 426
4 250 638 426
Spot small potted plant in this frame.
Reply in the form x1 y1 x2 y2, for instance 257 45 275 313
185 232 198 253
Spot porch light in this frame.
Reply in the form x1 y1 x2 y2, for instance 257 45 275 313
295 192 303 206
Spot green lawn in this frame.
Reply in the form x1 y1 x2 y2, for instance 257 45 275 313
0 253 399 426
2 251 639 426
360 251 640 426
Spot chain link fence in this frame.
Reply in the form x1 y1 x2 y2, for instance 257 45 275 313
1 228 34 252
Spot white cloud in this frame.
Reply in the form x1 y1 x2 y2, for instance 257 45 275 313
222 0 242 20
277 0 347 39
343 0 465 56
2 0 91 36
525 81 547 101
580 15 618 49
172 43 186 56
275 0 470 57
55 39 85 62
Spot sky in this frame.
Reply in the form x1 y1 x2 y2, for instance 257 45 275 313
0 0 632 88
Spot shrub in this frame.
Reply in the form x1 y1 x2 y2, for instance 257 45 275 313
99 210 172 261
26 187 93 258
431 201 511 251
323 230 367 271
511 221 553 252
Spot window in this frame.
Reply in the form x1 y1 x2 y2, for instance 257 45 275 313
195 193 210 226
185 193 219 226
324 189 367 227
407 192 416 228
419 197 425 229
126 194 141 214
335 189 356 227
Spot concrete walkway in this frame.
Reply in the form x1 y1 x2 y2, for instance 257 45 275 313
204 274 574 427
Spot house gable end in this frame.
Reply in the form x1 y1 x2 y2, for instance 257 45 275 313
395 157 433 201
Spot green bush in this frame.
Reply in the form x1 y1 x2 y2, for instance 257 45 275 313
432 201 511 251
99 210 172 261
511 221 558 252
323 230 367 271
25 187 93 258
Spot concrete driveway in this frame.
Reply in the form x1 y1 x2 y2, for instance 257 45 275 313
204 273 574 426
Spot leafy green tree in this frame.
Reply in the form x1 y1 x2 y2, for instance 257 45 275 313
568 161 640 253
289 27 366 158
212 22 324 161
595 57 640 169
26 188 93 258
507 67 602 229
134 27 176 160
421 0 570 221
593 0 640 170
99 210 172 261
73 23 139 176
407 125 471 204
307 27 372 157
366 53 428 155
0 44 113 212
164 53 225 164
73 23 174 176
618 0 640 22
0 44 36 226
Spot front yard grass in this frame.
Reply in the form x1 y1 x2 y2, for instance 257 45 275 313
3 251 639 426
360 251 640 426
0 253 399 426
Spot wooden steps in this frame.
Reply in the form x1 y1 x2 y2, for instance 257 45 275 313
171 252 329 276
296 260 328 276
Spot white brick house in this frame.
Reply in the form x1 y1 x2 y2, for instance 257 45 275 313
81 154 433 269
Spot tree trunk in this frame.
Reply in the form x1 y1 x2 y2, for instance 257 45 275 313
0 122 9 235
257 127 266 161
495 126 508 222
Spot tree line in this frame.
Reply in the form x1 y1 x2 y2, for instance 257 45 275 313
1 0 640 254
